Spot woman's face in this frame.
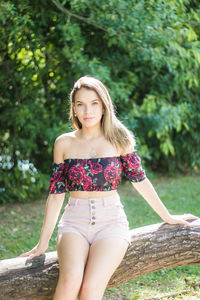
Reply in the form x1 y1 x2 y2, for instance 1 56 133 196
74 88 104 128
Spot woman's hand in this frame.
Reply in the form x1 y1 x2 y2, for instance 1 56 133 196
165 214 199 227
18 242 49 260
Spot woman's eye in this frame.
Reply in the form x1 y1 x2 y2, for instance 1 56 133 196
93 102 98 105
77 104 82 106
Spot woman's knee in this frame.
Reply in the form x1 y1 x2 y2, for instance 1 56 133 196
79 278 105 299
59 270 83 288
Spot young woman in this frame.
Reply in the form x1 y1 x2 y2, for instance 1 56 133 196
20 75 197 300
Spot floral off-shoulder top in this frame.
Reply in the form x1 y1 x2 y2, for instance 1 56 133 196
49 152 146 194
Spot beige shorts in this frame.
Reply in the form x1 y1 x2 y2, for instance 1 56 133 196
57 192 131 246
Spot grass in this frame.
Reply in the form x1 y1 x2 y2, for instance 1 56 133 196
0 174 200 299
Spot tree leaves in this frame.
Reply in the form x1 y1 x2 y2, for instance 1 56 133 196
1 0 200 202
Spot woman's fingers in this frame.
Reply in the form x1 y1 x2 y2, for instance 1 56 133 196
180 220 191 227
182 214 199 220
19 250 41 260
18 250 35 257
174 218 191 227
26 252 39 260
18 247 38 258
181 214 199 226
168 214 199 227
18 244 48 260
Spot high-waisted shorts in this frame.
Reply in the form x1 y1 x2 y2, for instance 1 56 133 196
57 192 131 246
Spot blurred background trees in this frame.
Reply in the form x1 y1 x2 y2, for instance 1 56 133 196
1 0 200 203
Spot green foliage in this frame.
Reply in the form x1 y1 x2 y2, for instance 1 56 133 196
1 0 200 203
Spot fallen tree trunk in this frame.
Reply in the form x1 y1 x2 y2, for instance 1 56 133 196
0 219 200 300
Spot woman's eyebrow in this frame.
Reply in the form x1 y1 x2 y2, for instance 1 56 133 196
75 99 99 103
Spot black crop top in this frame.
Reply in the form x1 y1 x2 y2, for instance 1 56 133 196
49 152 146 194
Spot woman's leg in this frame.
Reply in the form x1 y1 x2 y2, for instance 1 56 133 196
79 238 129 300
53 232 89 300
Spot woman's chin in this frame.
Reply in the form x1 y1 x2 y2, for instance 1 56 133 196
82 120 101 128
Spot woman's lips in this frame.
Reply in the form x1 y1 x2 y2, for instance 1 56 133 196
84 117 94 120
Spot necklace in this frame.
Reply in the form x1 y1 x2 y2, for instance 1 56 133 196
89 148 97 158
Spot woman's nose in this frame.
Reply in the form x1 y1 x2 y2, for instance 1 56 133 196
85 105 91 114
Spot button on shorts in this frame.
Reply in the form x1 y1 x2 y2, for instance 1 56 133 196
57 192 131 246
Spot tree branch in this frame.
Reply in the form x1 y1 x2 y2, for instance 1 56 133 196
0 219 200 299
51 0 108 32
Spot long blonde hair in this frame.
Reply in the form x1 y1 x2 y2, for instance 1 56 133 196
69 75 136 154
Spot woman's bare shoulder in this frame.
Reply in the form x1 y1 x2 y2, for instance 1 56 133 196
53 131 78 162
55 130 77 145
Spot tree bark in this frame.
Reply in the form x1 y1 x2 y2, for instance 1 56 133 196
0 219 200 300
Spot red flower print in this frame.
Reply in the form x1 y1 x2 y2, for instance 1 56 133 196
128 154 141 169
49 162 67 194
120 153 146 182
53 170 65 182
68 165 86 184
121 153 141 169
111 180 120 189
104 165 119 183
90 163 103 174
49 182 56 193
82 175 93 190
63 162 69 175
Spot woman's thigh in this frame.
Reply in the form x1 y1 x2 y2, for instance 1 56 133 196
56 232 89 277
81 237 129 290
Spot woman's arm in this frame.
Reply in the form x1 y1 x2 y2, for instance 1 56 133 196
39 193 65 244
132 177 198 226
19 136 67 260
19 192 65 260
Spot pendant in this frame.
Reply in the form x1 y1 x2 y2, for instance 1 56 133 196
89 150 97 158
